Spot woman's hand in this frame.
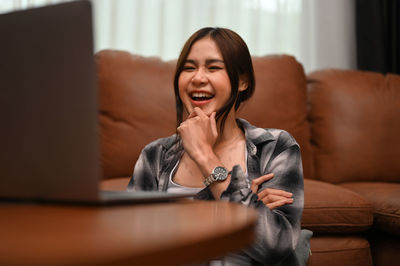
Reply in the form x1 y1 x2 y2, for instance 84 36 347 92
251 173 294 209
177 107 218 162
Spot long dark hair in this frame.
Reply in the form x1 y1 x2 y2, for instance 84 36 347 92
173 27 255 133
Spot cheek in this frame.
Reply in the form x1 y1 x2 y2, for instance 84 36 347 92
178 75 189 97
216 76 232 97
177 76 192 113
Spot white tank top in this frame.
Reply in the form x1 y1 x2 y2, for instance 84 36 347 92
166 159 204 195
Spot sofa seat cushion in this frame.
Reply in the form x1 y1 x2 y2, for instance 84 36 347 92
100 177 131 191
307 236 372 266
340 182 400 235
302 179 373 233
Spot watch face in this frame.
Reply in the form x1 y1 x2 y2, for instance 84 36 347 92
213 166 228 181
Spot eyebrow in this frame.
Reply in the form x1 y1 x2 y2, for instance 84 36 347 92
184 59 225 65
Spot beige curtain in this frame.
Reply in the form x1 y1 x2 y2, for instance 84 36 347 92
1 0 356 73
92 0 303 60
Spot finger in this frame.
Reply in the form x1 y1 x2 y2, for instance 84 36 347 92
258 188 293 199
266 198 294 210
257 188 293 199
250 173 274 193
177 123 184 132
252 173 274 187
259 194 284 203
177 124 186 136
187 109 198 119
185 115 201 124
193 107 208 120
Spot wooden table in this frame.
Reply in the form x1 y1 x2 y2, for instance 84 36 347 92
0 200 258 265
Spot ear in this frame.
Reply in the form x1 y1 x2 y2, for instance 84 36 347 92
238 75 248 92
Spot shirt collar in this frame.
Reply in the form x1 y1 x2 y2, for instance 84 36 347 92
162 135 183 160
236 118 275 156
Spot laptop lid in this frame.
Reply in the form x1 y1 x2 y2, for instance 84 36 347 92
0 0 101 202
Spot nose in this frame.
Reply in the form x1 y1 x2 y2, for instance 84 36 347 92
191 68 208 86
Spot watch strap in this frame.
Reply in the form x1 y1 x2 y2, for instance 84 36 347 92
203 174 216 186
203 167 231 187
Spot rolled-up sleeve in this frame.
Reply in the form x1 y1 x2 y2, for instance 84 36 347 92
221 131 304 265
127 141 163 192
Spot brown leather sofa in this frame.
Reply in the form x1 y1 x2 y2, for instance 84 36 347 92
96 50 400 266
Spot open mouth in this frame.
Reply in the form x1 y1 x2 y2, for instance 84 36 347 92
190 91 214 101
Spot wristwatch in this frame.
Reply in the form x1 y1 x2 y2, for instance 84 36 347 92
203 166 229 186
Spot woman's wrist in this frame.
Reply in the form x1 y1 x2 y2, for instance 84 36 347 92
192 148 222 179
195 149 232 198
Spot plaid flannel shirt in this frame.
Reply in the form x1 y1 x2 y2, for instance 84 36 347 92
127 118 304 265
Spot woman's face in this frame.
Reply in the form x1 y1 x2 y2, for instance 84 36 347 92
178 37 231 117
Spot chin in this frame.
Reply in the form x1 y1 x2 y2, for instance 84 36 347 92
197 106 215 116
184 101 218 117
203 109 215 116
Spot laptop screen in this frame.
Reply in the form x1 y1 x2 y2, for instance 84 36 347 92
0 0 101 202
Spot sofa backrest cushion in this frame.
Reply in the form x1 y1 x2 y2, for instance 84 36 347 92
239 55 313 179
308 69 400 183
96 50 312 180
96 50 176 179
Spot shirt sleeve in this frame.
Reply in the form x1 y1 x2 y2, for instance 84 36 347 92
126 142 163 192
220 133 304 265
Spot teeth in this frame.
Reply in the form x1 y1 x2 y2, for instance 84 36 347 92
191 92 213 98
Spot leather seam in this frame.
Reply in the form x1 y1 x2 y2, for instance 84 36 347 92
311 247 370 253
302 223 371 226
304 206 371 209
374 212 400 218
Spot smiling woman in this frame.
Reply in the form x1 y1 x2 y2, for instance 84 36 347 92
174 28 255 135
127 27 308 265
178 39 231 117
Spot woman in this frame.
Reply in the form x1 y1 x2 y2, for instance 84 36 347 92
127 27 306 265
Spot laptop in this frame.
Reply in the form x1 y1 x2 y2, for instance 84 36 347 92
0 0 194 204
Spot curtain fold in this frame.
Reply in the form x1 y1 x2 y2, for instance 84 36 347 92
91 0 303 62
1 0 357 73
91 0 356 73
356 0 399 74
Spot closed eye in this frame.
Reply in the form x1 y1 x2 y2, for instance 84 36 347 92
182 65 196 71
208 66 223 71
